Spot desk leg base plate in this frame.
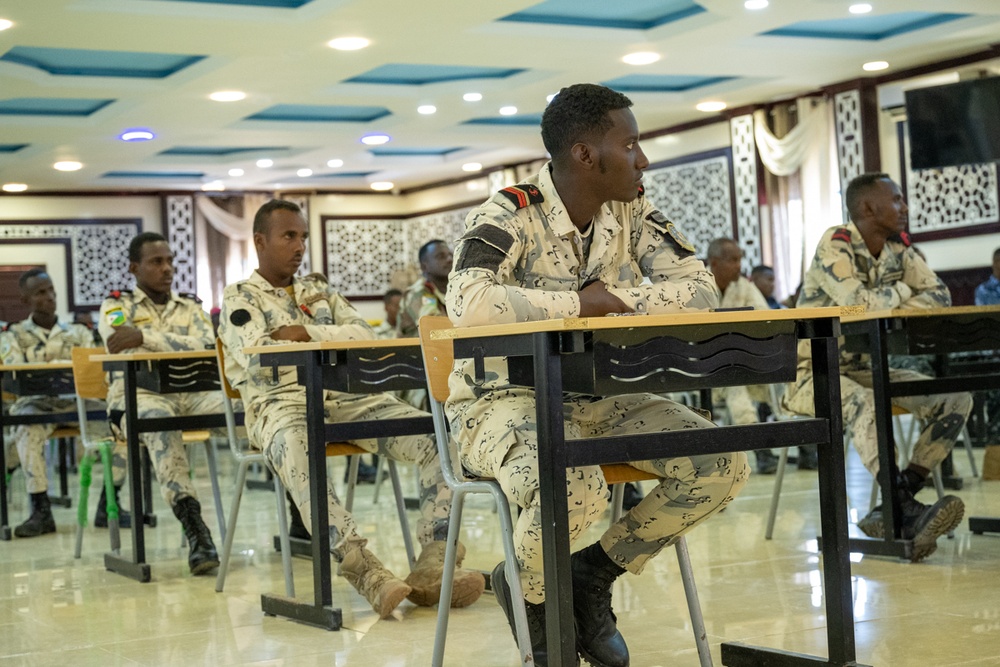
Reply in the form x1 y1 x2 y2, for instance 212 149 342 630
273 535 313 558
722 641 870 666
104 553 151 583
969 517 1000 535
260 594 341 630
818 535 912 560
1 525 10 541
143 514 157 528
245 479 272 491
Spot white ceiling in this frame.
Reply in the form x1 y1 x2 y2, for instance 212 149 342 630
1 0 999 194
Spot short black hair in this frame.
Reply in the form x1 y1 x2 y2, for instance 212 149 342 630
750 265 774 277
707 238 739 260
18 268 48 291
254 199 302 235
541 84 633 161
845 172 891 221
383 288 402 304
129 232 167 263
993 247 1000 259
418 239 446 264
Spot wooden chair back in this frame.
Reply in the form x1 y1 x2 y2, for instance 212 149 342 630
418 316 453 405
71 347 109 401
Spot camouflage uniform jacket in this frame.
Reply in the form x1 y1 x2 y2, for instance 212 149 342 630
218 270 374 428
719 276 770 311
798 221 950 368
446 162 719 411
98 287 215 406
0 318 93 365
397 278 447 338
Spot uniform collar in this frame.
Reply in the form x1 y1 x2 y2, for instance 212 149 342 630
248 269 304 297
19 316 67 335
132 285 178 306
536 163 622 243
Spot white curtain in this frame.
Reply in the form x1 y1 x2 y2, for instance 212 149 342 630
753 97 826 176
195 195 251 241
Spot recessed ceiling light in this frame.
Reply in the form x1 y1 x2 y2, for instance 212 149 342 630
622 51 661 66
863 60 889 71
462 162 483 172
463 92 482 102
2 183 27 192
849 3 873 14
0 19 14 31
201 181 225 191
744 0 768 9
695 101 727 113
209 90 246 102
327 158 344 168
297 168 313 177
228 168 244 177
370 181 394 191
119 129 155 142
256 158 273 168
54 161 83 172
417 104 437 115
499 106 517 116
361 133 391 145
327 36 370 51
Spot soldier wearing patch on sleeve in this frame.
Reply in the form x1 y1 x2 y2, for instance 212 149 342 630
783 172 971 562
445 83 749 666
397 239 452 339
97 232 223 575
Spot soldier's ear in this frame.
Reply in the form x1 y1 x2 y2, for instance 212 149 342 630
570 141 596 171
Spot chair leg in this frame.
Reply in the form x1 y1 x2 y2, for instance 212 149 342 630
273 475 294 598
74 451 94 559
344 455 360 513
962 426 978 478
386 460 417 569
215 459 250 593
372 455 386 504
432 489 467 667
765 447 790 540
676 536 713 667
492 487 533 667
203 440 227 543
98 443 120 553
610 483 624 523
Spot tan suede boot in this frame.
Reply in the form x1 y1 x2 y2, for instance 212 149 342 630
339 547 412 619
404 541 486 608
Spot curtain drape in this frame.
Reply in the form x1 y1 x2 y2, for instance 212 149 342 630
753 97 825 176
195 195 251 241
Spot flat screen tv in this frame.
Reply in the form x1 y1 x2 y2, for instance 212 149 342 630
905 75 1000 171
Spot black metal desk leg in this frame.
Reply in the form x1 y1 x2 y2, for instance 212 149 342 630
535 331 576 667
0 405 10 541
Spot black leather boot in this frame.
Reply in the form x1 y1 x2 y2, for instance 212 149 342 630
491 561 578 667
571 543 629 667
94 484 132 528
172 496 220 575
286 491 309 540
15 491 56 538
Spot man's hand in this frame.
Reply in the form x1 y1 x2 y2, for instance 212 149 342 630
271 325 311 342
106 325 143 353
578 281 633 317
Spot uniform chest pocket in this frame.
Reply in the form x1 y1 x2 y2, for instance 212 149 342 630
518 245 580 290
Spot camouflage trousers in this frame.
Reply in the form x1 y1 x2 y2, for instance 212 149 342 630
10 396 116 494
714 385 771 426
111 389 224 507
248 390 449 561
785 366 973 475
453 390 750 604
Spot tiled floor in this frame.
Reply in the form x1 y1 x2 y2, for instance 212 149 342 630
2 441 999 666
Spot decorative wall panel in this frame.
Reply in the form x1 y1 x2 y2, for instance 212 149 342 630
835 90 864 222
906 162 999 234
165 195 196 294
0 219 140 310
729 115 762 271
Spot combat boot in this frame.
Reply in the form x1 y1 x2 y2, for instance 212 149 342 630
404 541 485 607
491 561 578 667
339 546 411 618
172 496 220 575
286 492 309 540
571 542 629 667
94 484 132 528
754 449 778 474
14 492 56 538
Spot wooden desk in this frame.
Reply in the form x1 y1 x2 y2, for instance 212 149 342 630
94 349 227 582
437 307 866 667
0 362 104 541
246 338 432 630
841 305 1000 545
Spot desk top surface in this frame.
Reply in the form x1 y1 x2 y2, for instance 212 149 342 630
0 361 73 372
432 306 851 340
91 349 216 363
245 337 420 356
840 304 1000 324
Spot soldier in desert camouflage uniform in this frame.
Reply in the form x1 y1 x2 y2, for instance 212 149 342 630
219 200 483 619
783 172 972 562
98 232 221 575
446 84 749 667
397 239 452 338
1 269 121 537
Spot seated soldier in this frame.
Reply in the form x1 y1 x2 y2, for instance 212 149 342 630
784 172 972 562
397 239 452 338
98 233 221 575
1 269 125 537
372 288 403 339
219 199 484 619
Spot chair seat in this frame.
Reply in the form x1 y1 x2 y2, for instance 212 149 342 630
602 464 658 485
325 442 367 457
180 430 212 443
50 427 81 439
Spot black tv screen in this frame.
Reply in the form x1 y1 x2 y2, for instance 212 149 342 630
905 76 1000 171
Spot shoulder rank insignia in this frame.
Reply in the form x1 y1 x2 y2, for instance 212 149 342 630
894 231 912 247
646 211 695 253
107 289 131 300
637 184 645 198
831 227 852 244
179 292 202 304
304 272 329 284
498 184 544 209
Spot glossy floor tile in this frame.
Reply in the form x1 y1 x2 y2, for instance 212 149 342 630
2 443 999 666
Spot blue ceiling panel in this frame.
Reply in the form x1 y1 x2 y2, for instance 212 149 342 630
0 98 114 116
369 147 465 157
1 46 204 78
0 144 28 153
463 114 543 127
144 0 313 7
765 12 968 41
103 171 205 178
346 64 525 86
245 104 390 122
159 146 288 156
603 74 735 92
499 0 704 30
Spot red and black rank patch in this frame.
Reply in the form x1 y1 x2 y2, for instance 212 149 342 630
498 184 544 209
